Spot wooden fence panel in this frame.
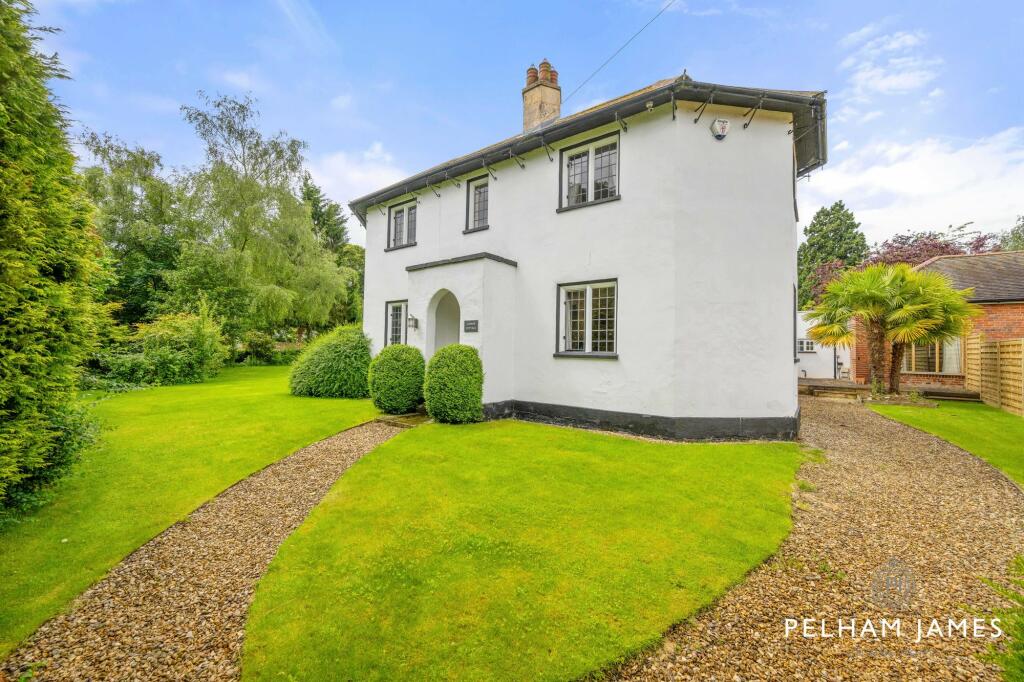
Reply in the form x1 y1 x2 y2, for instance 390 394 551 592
965 334 1024 416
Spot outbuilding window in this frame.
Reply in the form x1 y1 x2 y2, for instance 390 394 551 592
385 300 407 345
797 339 816 353
558 134 620 211
556 280 617 356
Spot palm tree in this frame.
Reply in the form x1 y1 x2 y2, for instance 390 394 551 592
806 264 979 394
885 269 979 393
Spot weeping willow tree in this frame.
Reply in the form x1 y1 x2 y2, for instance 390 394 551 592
807 264 979 394
166 93 355 345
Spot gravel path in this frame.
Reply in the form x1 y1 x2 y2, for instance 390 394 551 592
1 421 401 682
617 396 1024 680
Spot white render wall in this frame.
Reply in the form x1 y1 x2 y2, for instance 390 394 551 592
797 311 850 379
363 100 799 422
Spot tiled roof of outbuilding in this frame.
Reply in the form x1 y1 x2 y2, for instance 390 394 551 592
917 251 1024 302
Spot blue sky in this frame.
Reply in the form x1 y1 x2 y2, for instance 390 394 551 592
34 0 1024 246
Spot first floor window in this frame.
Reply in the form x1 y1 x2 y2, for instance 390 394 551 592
386 301 407 345
562 135 619 208
797 339 816 353
558 280 617 354
468 178 489 229
388 202 416 249
902 337 962 374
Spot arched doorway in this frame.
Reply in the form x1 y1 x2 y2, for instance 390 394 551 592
430 290 461 354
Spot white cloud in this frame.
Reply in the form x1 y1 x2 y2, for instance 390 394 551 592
213 68 269 93
273 0 334 52
306 142 408 245
330 93 353 110
839 22 883 48
927 87 944 99
833 140 850 152
800 127 1024 243
840 30 941 97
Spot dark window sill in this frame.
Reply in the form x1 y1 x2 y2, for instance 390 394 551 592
556 195 621 214
463 225 489 234
798 351 817 354
553 351 618 359
901 371 964 377
385 242 417 252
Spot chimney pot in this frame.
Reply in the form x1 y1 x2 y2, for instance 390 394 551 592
526 65 538 86
549 68 558 85
538 58 551 82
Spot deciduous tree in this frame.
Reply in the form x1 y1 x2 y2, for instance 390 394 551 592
797 201 868 307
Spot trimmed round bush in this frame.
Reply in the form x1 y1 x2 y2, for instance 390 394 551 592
423 344 484 424
368 344 425 414
289 326 371 398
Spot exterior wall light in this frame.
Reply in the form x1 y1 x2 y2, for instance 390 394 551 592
408 315 418 330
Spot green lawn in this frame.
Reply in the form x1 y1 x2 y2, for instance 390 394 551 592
871 401 1024 486
244 420 804 681
0 366 377 658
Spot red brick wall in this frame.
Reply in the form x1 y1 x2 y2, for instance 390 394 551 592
901 372 966 388
971 302 1024 340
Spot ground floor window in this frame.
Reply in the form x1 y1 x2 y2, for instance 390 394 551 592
797 339 816 353
902 337 962 374
557 280 617 354
385 300 407 346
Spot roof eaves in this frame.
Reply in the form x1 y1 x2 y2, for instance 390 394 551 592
348 75 827 225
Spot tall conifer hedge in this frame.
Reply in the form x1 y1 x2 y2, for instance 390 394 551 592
1 1 100 507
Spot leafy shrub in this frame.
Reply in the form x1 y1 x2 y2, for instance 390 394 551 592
271 348 302 366
106 303 227 386
0 403 98 523
368 344 425 414
243 331 275 365
423 344 483 424
289 326 371 398
1 3 102 508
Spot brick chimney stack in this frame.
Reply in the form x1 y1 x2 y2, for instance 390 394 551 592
522 58 561 131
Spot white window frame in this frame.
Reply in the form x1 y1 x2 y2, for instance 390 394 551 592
559 133 620 209
797 338 816 353
385 300 407 346
386 200 417 250
556 279 617 356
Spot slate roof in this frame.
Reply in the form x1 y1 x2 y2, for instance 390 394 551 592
917 251 1024 302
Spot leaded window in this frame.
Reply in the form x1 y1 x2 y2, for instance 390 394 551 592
593 143 617 200
388 202 416 249
566 151 589 206
797 339 815 353
561 135 620 209
472 182 488 228
386 301 407 345
558 281 617 355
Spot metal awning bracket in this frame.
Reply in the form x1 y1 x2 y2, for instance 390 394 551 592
376 205 386 217
693 89 715 124
615 112 628 133
539 136 555 162
743 92 765 129
509 149 526 170
670 90 676 120
443 171 461 188
482 159 497 180
428 183 442 198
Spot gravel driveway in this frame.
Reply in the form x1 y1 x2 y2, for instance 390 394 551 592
617 396 1024 680
1 421 401 682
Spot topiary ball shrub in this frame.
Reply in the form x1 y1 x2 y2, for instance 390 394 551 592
289 326 372 398
423 344 484 424
368 344 425 415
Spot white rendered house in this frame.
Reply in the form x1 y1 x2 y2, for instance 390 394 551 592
797 311 850 380
350 61 827 439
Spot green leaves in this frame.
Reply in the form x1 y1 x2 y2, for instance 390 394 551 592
1 1 102 506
